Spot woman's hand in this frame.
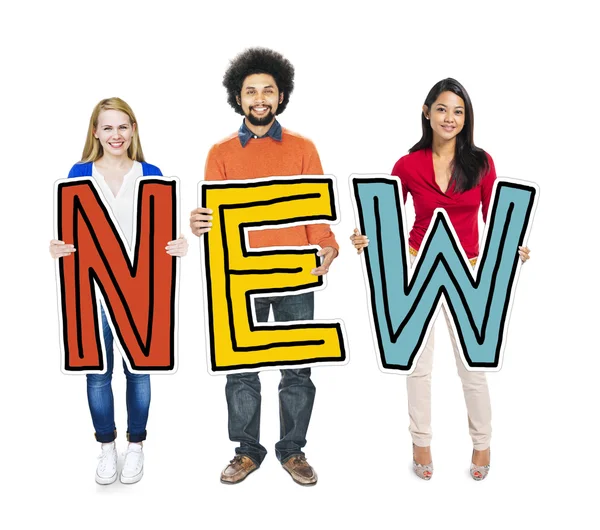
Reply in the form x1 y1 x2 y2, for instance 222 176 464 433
350 228 369 254
49 239 76 259
518 246 530 263
166 235 189 257
190 207 213 236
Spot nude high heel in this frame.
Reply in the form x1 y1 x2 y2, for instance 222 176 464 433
412 444 433 480
470 449 490 481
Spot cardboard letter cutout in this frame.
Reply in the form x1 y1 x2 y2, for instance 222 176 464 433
200 176 347 374
55 177 180 374
352 175 538 373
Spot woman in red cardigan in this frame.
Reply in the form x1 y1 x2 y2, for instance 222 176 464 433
351 78 529 481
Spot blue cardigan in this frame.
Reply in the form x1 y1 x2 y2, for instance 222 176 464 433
68 161 162 178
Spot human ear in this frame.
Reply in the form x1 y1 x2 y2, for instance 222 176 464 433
279 92 284 104
236 95 241 106
422 105 430 120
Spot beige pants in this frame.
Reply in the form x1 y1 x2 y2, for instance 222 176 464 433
407 253 492 450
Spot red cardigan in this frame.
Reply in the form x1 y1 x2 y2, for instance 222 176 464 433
391 148 496 259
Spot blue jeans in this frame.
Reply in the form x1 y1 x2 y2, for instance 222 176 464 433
86 311 151 443
225 292 316 465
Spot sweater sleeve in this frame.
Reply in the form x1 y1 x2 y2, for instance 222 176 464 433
204 144 226 180
303 139 324 175
481 154 497 222
141 162 163 176
303 140 339 252
68 162 92 178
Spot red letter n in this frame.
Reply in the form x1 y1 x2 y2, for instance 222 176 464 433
55 177 178 373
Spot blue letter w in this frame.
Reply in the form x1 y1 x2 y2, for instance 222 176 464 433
352 177 537 371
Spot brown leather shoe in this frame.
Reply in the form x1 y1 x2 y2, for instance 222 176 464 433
220 455 258 484
282 455 318 486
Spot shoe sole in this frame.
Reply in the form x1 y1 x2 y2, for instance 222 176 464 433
220 466 257 485
95 472 117 485
120 469 144 484
470 472 488 481
282 467 318 486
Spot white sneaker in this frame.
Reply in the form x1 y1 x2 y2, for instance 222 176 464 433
95 442 118 485
120 443 144 484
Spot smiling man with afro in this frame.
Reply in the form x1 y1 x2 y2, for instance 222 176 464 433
189 47 339 487
222 47 295 115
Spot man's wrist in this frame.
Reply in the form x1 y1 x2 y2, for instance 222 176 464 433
324 246 339 258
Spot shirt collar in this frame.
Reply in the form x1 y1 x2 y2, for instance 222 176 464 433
238 119 282 147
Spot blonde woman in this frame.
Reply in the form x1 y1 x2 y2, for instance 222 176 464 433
50 98 188 484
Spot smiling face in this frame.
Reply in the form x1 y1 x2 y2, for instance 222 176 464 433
424 91 466 143
94 109 136 157
236 73 283 127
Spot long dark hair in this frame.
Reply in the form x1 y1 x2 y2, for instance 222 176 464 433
410 78 489 192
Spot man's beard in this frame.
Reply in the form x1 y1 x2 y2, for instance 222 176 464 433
245 106 275 126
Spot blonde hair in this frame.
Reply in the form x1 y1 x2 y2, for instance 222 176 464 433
80 97 145 162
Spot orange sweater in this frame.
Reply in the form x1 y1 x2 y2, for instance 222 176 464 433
204 127 339 251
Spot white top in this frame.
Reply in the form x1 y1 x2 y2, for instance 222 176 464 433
92 161 143 247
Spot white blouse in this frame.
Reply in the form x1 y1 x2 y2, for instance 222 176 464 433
92 161 143 248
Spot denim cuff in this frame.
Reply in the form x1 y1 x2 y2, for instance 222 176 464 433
234 450 262 468
279 451 305 465
95 429 117 443
127 430 147 443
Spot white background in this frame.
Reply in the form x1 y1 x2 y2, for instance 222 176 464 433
1 1 597 528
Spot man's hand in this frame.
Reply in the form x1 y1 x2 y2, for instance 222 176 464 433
166 234 189 257
190 207 213 237
311 246 338 276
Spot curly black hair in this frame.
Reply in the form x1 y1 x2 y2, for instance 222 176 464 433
223 47 295 115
